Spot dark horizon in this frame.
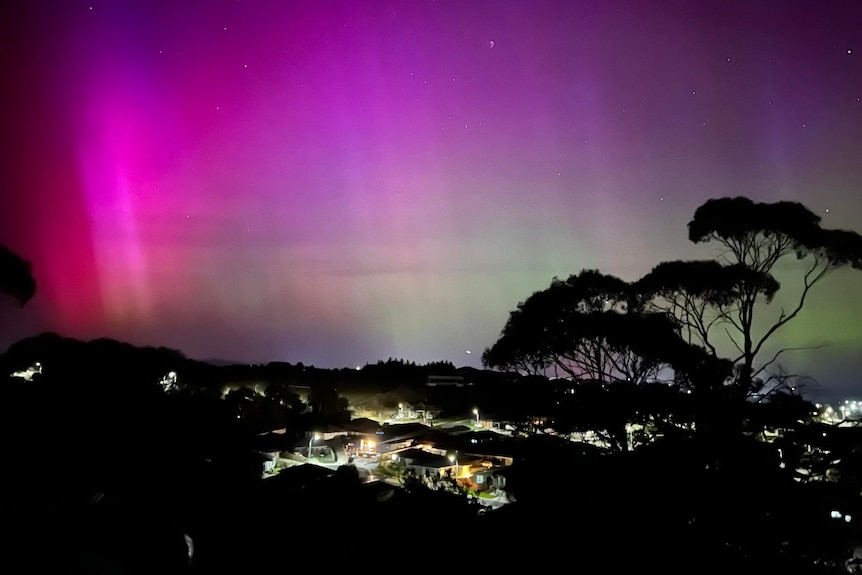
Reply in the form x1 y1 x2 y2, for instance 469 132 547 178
1 328 856 407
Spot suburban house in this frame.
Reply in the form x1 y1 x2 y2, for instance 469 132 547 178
477 414 518 436
413 401 441 423
471 465 510 493
394 447 463 479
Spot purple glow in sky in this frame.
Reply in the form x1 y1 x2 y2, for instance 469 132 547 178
1 1 861 399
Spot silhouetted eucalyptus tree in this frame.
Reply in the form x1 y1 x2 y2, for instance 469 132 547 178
483 270 658 383
482 269 725 390
637 197 862 397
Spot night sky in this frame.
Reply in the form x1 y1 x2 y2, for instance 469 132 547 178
1 1 861 400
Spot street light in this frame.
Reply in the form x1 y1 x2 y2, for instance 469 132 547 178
473 408 479 425
308 432 320 461
448 454 459 479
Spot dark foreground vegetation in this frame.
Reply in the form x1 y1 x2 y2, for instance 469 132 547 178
1 344 861 574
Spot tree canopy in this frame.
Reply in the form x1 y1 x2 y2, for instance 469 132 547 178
485 196 862 400
482 269 725 391
677 197 862 394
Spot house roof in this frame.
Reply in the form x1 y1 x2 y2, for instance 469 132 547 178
471 466 506 477
398 447 457 468
341 418 381 434
379 422 450 445
260 463 335 494
253 429 304 452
